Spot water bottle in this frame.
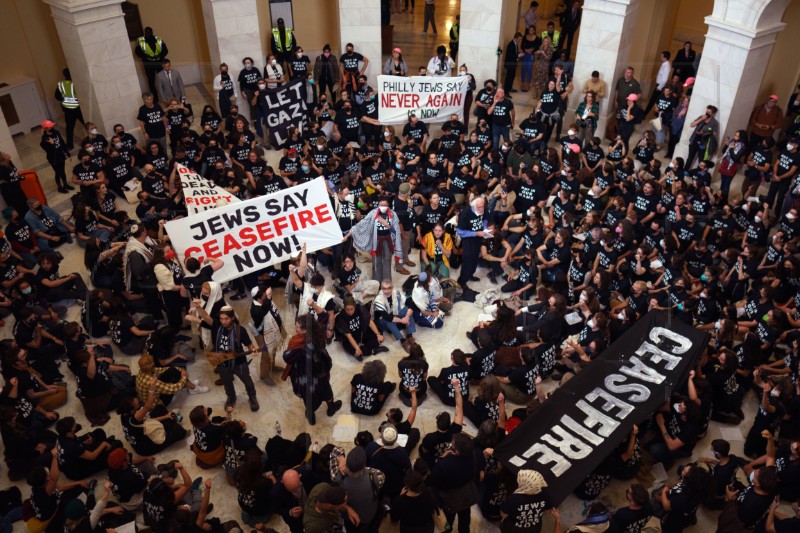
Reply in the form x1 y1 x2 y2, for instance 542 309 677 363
274 421 282 437
311 441 319 453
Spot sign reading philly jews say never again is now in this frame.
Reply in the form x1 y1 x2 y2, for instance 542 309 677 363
176 163 241 215
378 75 470 124
494 311 709 505
165 178 342 284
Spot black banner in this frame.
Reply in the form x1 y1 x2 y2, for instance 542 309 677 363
263 78 308 147
494 311 709 504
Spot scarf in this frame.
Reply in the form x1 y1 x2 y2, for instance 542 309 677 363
514 469 547 495
199 281 223 347
123 234 154 291
423 232 453 268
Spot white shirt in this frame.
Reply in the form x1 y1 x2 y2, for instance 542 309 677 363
656 60 671 90
427 55 454 77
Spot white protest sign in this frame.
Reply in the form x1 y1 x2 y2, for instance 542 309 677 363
378 75 470 124
165 178 342 283
177 163 241 215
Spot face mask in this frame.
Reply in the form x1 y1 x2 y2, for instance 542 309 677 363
270 59 277 66
245 63 252 69
460 70 467 75
258 84 266 90
114 142 123 149
617 312 625 320
395 163 402 169
789 144 797 151
659 239 666 248
297 52 303 58
21 287 32 295
344 107 352 112
755 215 762 223
316 144 324 150
743 204 750 212
673 403 684 414
615 227 622 234
301 165 309 172
749 471 756 484
311 288 319 295
579 293 588 302
86 147 94 154
379 206 389 213
788 213 797 221
324 52 330 57
771 389 780 398
587 318 595 328
502 146 509 152
165 250 175 260
90 129 98 135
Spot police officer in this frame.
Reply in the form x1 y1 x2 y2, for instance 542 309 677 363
54 68 85 150
135 27 169 97
270 17 296 72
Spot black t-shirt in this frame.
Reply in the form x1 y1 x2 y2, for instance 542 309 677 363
390 488 437 530
109 462 149 503
335 110 361 143
192 423 224 452
137 104 167 138
335 305 369 339
182 264 214 299
289 55 310 79
421 423 462 465
398 359 429 391
735 485 773 529
500 492 551 533
351 374 382 413
491 99 514 127
611 504 653 533
341 51 365 72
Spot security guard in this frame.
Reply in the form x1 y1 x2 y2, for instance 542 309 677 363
541 21 561 53
135 26 169 96
270 17 296 71
449 15 460 63
54 68 85 150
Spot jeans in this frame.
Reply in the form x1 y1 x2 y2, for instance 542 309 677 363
378 309 416 341
37 224 73 252
217 361 257 404
492 124 511 149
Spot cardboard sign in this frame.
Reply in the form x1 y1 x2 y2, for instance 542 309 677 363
378 75 470 124
165 178 341 283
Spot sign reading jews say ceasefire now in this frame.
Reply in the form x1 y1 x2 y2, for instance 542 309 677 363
378 75 471 123
165 178 343 284
494 311 710 505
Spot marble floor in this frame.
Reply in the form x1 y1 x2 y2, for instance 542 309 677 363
3 33 792 533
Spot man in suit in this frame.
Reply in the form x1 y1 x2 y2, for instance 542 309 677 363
503 33 523 94
561 0 583 57
155 60 186 107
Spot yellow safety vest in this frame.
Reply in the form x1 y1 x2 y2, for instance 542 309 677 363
451 24 459 41
137 36 163 59
541 30 560 48
57 81 79 109
271 28 294 53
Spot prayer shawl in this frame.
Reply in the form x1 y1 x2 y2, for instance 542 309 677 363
123 235 154 291
198 281 224 347
350 207 403 262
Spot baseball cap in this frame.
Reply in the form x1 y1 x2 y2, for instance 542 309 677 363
41 120 56 129
288 148 298 155
568 143 581 153
769 94 779 101
393 47 402 54
683 77 695 87
626 93 639 101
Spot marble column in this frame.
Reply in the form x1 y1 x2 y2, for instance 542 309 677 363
338 0 381 83
673 15 786 160
44 0 142 139
0 108 22 169
201 0 263 122
568 0 641 137
458 0 506 90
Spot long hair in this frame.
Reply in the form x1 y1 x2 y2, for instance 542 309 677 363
477 375 500 403
495 304 518 343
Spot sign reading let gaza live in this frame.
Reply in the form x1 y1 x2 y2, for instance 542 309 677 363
494 311 709 504
378 75 470 124
165 178 342 284
262 78 308 147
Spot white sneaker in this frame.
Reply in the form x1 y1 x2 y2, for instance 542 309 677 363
188 383 210 395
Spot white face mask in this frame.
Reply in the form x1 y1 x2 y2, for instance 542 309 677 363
345 194 354 203
311 287 319 294
673 402 684 414
588 189 595 196
379 205 389 213
743 204 750 212
755 215 763 223
579 293 588 302
86 147 94 154
297 52 303 58
659 239 666 248
258 84 266 90
788 144 797 151
700 291 707 298
587 318 595 328
771 389 780 398
114 142 123 149
787 213 797 221
271 59 277 66
616 311 625 320
460 70 467 75
384 131 390 138
90 128 98 135
316 144 324 150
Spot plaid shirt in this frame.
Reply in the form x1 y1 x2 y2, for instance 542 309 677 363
135 368 187 404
